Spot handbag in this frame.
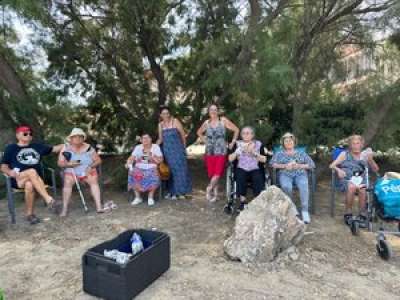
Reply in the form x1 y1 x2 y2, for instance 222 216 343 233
158 162 170 180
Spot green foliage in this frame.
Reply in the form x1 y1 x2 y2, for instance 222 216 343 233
1 0 400 152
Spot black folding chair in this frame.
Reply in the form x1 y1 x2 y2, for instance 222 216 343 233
0 152 57 224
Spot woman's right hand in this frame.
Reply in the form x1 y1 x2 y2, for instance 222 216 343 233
337 168 346 179
285 161 295 170
9 170 18 178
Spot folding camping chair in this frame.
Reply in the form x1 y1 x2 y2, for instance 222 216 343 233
0 151 57 224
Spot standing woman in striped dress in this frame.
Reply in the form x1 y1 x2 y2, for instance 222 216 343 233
157 106 192 199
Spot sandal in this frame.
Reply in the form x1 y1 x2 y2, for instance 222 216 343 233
47 199 61 214
26 214 41 225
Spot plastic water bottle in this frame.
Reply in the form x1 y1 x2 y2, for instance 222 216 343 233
130 233 144 255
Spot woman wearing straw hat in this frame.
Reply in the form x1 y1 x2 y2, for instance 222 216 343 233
58 128 104 216
270 132 315 224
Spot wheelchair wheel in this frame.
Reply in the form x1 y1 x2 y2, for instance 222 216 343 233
350 221 360 236
376 239 392 260
223 204 233 215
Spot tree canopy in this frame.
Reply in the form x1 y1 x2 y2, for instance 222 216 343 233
1 0 399 152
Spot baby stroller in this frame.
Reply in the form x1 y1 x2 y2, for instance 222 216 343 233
224 145 271 216
347 168 400 260
371 177 400 260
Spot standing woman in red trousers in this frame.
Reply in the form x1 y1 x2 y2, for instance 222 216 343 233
197 104 239 202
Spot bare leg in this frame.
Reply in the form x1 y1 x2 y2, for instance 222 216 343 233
134 190 142 199
17 169 53 204
345 183 357 214
61 176 75 217
358 188 367 215
211 176 220 201
85 175 102 212
24 181 36 216
148 190 155 199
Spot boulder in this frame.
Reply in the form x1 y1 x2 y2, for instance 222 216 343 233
224 186 306 263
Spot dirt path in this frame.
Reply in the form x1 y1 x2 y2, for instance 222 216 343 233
1 177 400 299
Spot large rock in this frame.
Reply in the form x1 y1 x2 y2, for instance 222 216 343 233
224 186 306 263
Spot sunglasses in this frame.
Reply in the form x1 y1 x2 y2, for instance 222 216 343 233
22 132 33 137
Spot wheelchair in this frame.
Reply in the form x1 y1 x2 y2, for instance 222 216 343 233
224 159 271 216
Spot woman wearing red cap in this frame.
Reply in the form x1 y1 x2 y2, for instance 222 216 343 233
0 125 63 224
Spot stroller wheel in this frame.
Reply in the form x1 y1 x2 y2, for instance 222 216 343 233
350 221 360 236
376 239 392 260
224 204 233 215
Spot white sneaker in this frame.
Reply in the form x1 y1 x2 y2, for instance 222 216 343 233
302 211 311 224
131 198 143 206
171 195 177 201
148 198 155 206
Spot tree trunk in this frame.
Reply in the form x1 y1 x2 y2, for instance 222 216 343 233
0 95 17 146
290 94 305 137
138 28 168 123
362 99 394 146
0 52 42 137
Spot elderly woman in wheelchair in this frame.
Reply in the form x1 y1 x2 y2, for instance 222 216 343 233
270 132 315 224
330 135 379 227
226 126 268 211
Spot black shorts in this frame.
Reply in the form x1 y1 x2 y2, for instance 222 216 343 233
10 177 18 189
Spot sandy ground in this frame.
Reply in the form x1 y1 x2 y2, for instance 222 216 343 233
1 162 400 300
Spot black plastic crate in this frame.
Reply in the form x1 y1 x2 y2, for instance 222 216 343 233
82 229 170 300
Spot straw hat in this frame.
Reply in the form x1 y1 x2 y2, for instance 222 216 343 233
67 128 86 141
280 132 297 146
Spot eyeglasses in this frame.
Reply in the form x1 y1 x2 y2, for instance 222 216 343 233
242 131 252 135
22 132 32 137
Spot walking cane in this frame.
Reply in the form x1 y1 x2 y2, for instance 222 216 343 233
62 152 89 213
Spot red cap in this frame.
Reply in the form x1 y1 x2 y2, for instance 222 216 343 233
16 125 32 134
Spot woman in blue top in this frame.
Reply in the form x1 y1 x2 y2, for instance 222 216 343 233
157 106 192 199
270 132 315 224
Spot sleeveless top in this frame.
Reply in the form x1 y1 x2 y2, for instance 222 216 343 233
64 144 95 177
340 151 367 180
205 119 226 155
